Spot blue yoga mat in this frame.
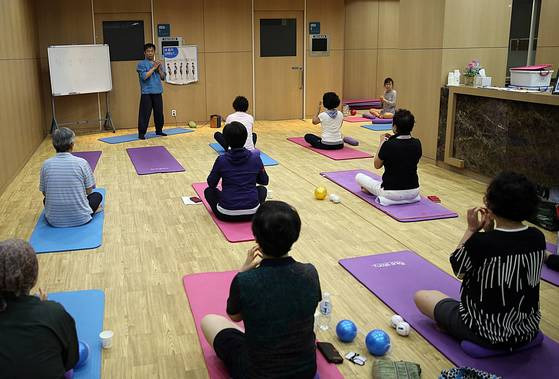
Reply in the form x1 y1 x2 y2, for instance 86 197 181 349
361 124 393 131
49 290 104 379
209 143 278 166
99 127 193 144
29 188 106 253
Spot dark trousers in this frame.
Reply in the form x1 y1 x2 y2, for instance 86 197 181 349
204 186 267 222
43 192 102 216
304 134 344 150
214 132 257 151
138 93 164 137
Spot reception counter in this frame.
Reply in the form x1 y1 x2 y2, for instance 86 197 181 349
437 85 559 187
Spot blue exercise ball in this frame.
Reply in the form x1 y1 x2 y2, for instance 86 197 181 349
365 329 391 356
336 320 358 343
75 341 90 369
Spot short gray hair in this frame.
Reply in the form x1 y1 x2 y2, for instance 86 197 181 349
52 127 75 152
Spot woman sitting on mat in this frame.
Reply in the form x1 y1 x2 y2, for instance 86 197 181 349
201 201 322 379
40 127 103 227
355 109 421 205
304 92 344 150
0 239 79 378
367 77 396 119
205 121 269 222
215 95 257 151
414 171 545 349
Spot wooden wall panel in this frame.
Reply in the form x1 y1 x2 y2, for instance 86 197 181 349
307 0 345 50
538 0 559 47
378 0 399 49
536 47 559 75
205 52 253 117
254 0 304 11
306 51 344 117
398 0 444 49
0 0 39 59
36 0 97 130
154 0 205 51
343 50 377 100
0 0 45 195
93 0 150 13
397 49 442 160
162 53 208 123
376 48 400 95
443 0 511 48
441 48 508 86
203 0 252 53
344 0 379 50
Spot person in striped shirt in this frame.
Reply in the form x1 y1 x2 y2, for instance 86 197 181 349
414 171 545 349
39 127 103 227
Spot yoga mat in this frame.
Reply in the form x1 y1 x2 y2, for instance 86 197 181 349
29 188 106 253
362 114 393 124
339 251 559 378
98 127 193 144
343 116 370 122
182 271 343 379
543 242 559 286
192 182 254 243
343 98 381 104
72 151 102 172
287 137 372 160
321 170 457 222
208 143 278 166
347 103 382 110
361 124 393 132
126 146 184 175
49 289 104 379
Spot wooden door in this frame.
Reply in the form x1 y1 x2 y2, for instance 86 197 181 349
254 11 304 120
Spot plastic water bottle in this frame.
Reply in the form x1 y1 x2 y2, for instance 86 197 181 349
317 293 332 331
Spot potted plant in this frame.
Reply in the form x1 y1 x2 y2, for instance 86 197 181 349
463 59 481 86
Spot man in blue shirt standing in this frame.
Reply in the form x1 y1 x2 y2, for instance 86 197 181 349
136 43 166 139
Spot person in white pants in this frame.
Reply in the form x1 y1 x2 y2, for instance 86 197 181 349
355 109 422 206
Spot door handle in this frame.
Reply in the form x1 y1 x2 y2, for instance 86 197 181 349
291 66 304 89
291 66 303 70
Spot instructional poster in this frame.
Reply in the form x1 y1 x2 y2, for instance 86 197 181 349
163 45 198 85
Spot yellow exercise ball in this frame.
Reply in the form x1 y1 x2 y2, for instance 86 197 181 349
314 186 328 200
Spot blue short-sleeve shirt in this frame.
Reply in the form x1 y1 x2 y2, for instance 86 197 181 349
136 59 163 94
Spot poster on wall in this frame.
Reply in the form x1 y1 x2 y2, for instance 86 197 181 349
163 45 198 85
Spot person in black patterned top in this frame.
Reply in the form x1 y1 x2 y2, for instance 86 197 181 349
414 171 545 349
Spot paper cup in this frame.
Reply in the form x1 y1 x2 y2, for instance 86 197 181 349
99 330 114 349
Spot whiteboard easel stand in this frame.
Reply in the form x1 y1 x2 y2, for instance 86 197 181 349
50 92 116 134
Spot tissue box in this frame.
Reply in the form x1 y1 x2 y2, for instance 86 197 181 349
474 76 492 87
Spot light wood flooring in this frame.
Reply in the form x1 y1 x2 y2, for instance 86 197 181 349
0 120 557 378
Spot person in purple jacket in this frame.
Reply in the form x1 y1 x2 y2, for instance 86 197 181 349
204 121 269 222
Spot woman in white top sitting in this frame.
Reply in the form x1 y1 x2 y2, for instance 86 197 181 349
215 96 256 151
304 92 344 150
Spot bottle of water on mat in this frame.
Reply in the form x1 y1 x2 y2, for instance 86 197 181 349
317 292 332 331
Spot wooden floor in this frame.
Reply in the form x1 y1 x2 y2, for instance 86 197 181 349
0 120 557 378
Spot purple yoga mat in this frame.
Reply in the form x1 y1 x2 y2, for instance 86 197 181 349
287 137 372 160
321 169 457 222
339 251 559 378
362 114 393 124
544 242 559 286
126 146 184 175
72 151 101 172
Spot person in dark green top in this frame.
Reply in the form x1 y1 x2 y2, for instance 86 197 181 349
0 239 79 379
201 201 322 379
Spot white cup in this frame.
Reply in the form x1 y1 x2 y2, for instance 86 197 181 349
99 330 114 349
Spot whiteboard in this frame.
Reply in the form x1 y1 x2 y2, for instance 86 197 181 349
47 44 112 96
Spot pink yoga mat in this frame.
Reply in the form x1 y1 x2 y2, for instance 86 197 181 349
543 242 559 286
287 137 372 160
339 251 559 378
126 146 185 175
182 271 343 379
343 116 370 123
321 169 457 222
72 151 101 172
192 182 254 243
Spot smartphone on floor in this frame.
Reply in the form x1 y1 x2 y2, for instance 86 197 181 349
316 342 343 364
